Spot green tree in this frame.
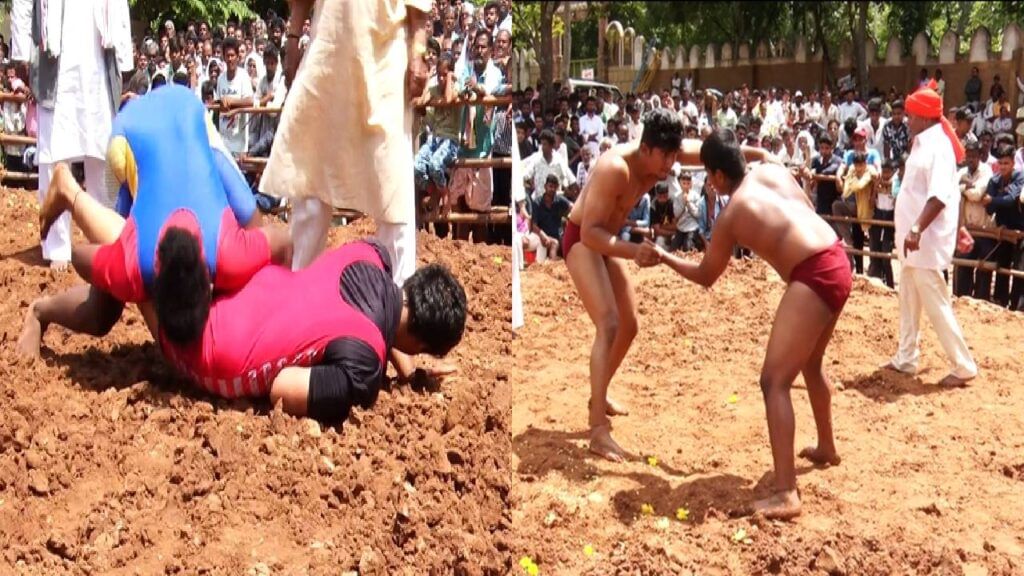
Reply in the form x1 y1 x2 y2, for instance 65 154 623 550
129 0 262 34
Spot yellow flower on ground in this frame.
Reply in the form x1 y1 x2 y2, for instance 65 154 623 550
640 503 654 516
676 507 689 521
646 456 658 467
727 393 739 404
583 544 594 557
732 528 747 542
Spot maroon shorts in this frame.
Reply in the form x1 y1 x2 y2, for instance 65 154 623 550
562 220 582 258
789 240 853 314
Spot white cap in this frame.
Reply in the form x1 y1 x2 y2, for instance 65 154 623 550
463 3 475 15
164 20 174 29
794 90 803 97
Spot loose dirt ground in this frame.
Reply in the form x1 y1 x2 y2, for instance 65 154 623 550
512 255 1024 575
0 188 512 575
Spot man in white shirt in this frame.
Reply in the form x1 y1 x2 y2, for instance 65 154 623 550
802 91 822 124
821 91 841 125
671 171 701 251
578 96 606 159
838 89 867 123
216 37 254 157
625 103 644 141
887 85 977 386
858 98 887 158
524 129 575 198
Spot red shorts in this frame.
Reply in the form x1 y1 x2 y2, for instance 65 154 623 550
562 220 582 258
789 240 853 314
92 210 271 303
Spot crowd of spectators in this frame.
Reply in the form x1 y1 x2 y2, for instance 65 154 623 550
0 0 514 245
516 65 1024 311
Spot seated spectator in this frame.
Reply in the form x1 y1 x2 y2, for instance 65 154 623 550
991 103 1013 134
954 141 994 298
530 175 572 261
619 192 651 243
672 172 702 252
650 183 675 249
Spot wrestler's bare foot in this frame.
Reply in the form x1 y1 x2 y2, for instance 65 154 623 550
39 162 76 239
938 374 974 387
799 445 842 466
752 489 801 521
589 423 627 463
16 301 44 358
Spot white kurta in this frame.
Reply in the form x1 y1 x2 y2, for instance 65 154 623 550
259 0 431 225
40 0 114 164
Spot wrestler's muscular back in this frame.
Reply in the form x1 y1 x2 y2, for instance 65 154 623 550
568 144 655 233
724 164 841 280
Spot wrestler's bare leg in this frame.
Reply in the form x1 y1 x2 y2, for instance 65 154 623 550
752 281 836 520
566 244 638 462
799 316 842 467
40 162 124 244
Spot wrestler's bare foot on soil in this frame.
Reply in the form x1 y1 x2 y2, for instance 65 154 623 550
16 301 44 358
799 445 842 466
39 162 76 239
589 397 630 417
589 423 627 462
752 489 802 520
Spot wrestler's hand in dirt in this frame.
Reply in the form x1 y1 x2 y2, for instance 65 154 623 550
410 364 458 392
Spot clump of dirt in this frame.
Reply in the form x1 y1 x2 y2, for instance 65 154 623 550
0 189 512 574
512 254 1024 575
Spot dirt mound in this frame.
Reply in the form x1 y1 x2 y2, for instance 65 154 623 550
0 189 512 574
512 255 1024 575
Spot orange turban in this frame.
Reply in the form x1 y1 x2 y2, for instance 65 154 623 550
906 79 965 163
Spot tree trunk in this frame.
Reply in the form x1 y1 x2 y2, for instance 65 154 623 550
563 6 573 81
812 2 834 91
855 0 869 99
539 1 561 112
955 1 972 47
597 10 608 82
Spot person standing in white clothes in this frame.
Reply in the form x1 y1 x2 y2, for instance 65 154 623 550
11 0 133 270
886 83 977 386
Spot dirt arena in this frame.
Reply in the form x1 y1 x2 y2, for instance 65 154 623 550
0 188 512 575
512 255 1024 575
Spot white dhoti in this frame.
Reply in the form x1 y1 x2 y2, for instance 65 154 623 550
260 0 429 286
890 266 978 379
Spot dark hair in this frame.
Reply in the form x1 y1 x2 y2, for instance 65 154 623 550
868 98 882 112
680 172 692 181
201 80 216 102
473 28 492 47
545 174 560 187
883 159 898 171
851 151 867 164
484 0 501 14
964 140 981 153
222 37 239 56
154 228 211 346
980 129 994 140
653 182 669 195
172 71 189 86
539 129 556 145
817 133 833 147
639 108 683 152
994 143 1016 159
843 117 857 135
404 264 467 356
151 73 167 89
956 108 970 122
995 132 1015 147
700 129 746 181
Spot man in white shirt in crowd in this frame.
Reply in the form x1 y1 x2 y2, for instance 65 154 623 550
838 88 867 123
803 91 823 124
821 91 841 125
678 90 698 126
671 171 702 252
626 103 644 141
887 84 977 386
579 95 606 159
216 37 254 157
953 141 994 297
524 129 575 199
859 98 887 158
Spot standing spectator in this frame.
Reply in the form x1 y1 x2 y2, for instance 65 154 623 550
530 174 572 260
935 69 946 96
887 83 976 387
1 64 29 171
803 91 823 124
575 145 594 192
11 0 133 270
215 38 253 157
860 98 887 158
836 150 876 274
964 67 983 109
882 99 910 162
650 183 676 249
413 50 459 218
821 91 841 125
955 108 979 150
990 74 1006 103
870 160 898 288
579 96 606 158
810 134 842 218
977 144 1024 309
524 129 575 197
671 72 682 99
697 180 729 247
671 172 702 252
954 141 994 297
838 88 867 122
625 103 644 141
259 0 432 285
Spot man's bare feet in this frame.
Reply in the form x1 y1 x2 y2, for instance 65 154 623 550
39 162 75 239
799 445 842 466
752 489 801 520
589 423 628 463
938 373 974 387
16 302 44 358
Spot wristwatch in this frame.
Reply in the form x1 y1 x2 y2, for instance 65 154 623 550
910 224 921 235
